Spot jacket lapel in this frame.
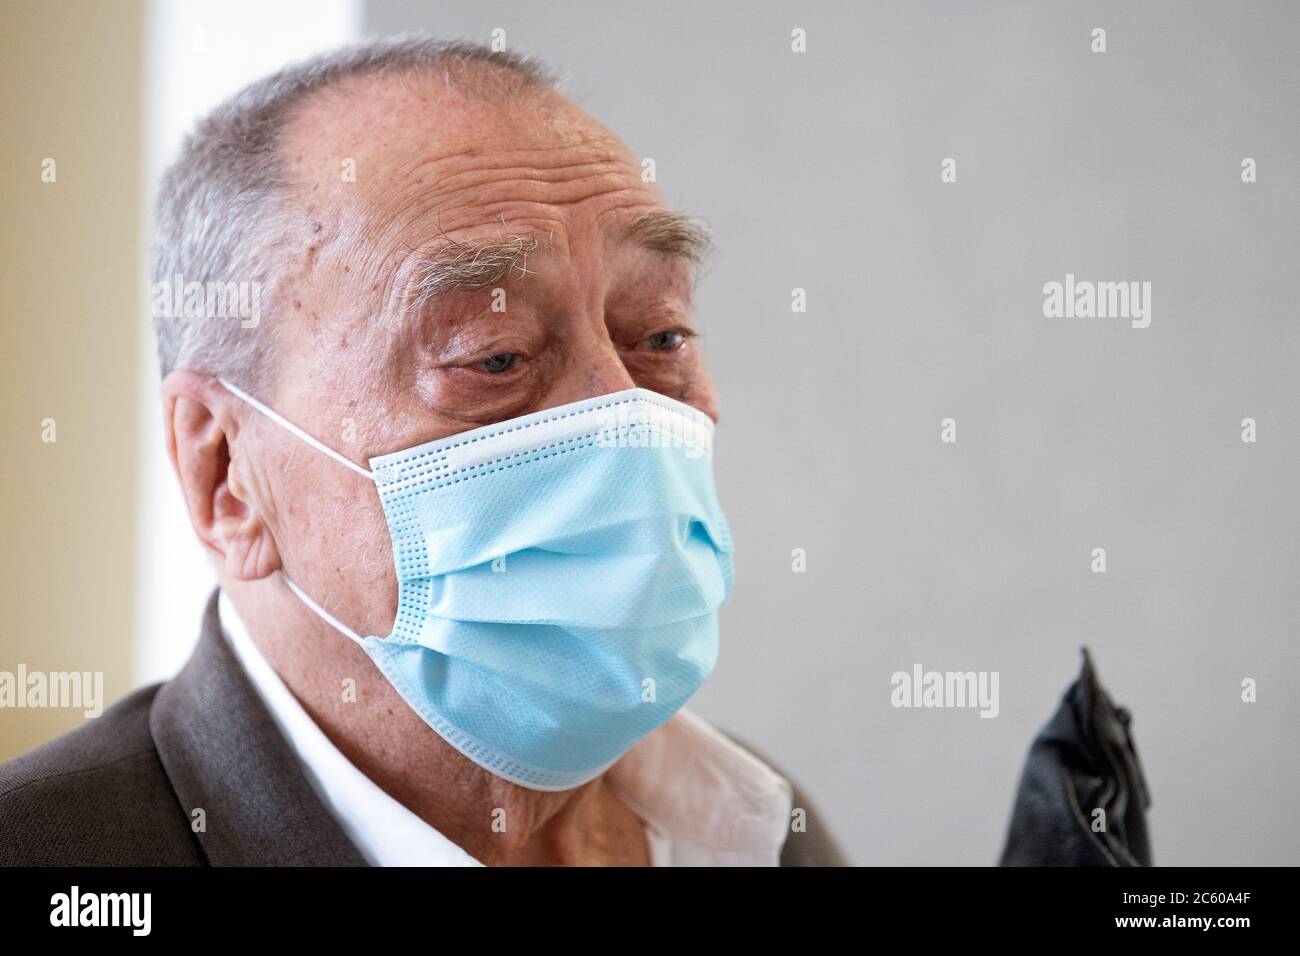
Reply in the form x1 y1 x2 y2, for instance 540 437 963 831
149 590 368 866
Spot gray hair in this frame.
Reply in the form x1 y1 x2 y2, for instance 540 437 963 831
151 34 556 387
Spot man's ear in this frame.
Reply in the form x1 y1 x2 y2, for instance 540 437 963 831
162 369 281 581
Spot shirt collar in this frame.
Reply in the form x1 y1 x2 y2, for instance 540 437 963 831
607 709 793 864
218 591 790 866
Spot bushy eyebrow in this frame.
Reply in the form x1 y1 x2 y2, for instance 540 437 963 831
619 210 715 276
406 231 541 313
404 210 714 313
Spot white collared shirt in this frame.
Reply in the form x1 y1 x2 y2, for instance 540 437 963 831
217 591 792 866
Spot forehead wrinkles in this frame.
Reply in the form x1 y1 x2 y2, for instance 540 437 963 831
284 86 663 332
370 139 657 237
366 142 661 322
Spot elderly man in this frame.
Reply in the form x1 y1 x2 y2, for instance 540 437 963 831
0 36 841 867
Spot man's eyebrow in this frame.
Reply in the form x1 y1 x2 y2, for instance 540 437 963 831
404 210 714 313
621 210 715 278
406 231 541 313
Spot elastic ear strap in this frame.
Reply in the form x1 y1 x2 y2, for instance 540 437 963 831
218 378 373 480
281 573 367 648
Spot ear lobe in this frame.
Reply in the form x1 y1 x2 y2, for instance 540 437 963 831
162 369 281 581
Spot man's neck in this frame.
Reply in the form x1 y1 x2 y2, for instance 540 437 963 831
226 581 650 866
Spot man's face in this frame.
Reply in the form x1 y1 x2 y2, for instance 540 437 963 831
227 76 718 637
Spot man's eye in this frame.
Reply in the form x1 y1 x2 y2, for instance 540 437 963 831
646 329 687 352
478 353 519 374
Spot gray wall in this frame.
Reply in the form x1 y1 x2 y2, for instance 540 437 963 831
368 0 1300 865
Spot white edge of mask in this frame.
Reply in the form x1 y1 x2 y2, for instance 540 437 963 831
368 387 715 480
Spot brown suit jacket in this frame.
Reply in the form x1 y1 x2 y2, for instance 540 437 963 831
0 592 845 866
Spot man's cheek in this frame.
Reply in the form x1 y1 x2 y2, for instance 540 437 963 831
288 492 391 597
346 505 401 635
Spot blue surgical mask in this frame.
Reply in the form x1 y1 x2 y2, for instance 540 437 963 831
219 381 734 791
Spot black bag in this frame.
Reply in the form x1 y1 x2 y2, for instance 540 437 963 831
1000 648 1152 866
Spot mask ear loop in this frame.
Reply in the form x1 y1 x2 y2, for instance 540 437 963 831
218 377 374 646
218 377 374 480
281 574 367 648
